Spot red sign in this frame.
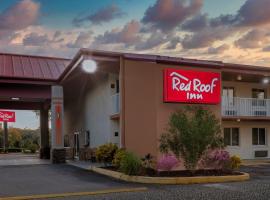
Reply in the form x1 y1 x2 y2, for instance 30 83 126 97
164 68 221 104
0 111 16 122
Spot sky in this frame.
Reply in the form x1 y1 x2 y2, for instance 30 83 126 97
0 0 269 67
1 0 270 128
3 110 39 129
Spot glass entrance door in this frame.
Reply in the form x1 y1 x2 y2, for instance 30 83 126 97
74 132 80 160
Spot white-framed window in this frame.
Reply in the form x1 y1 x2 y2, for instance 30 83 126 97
252 128 266 145
223 87 234 106
224 128 239 146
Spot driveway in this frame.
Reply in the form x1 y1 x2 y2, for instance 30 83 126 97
0 164 142 198
0 153 49 166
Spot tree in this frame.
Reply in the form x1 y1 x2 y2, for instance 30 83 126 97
8 128 22 148
159 106 223 171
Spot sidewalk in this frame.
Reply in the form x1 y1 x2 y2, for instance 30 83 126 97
66 160 102 170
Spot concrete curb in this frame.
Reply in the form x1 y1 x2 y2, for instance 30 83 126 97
0 187 148 200
92 167 250 185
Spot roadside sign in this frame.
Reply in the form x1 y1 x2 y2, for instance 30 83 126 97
164 68 221 104
0 110 16 122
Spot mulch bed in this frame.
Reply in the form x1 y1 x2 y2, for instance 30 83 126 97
101 166 242 177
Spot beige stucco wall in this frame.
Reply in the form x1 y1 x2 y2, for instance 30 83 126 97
223 121 270 159
122 59 222 158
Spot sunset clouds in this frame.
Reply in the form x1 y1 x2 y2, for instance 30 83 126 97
0 0 269 66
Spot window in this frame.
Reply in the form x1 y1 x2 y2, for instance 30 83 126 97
252 89 266 107
223 87 234 106
224 128 239 146
252 128 266 145
252 89 266 99
223 87 234 98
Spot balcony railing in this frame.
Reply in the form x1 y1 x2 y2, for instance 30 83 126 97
111 93 120 115
222 96 270 117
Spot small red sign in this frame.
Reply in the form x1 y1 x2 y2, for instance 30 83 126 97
0 111 16 122
164 68 221 104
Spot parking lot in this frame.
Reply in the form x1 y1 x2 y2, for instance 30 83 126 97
0 154 270 200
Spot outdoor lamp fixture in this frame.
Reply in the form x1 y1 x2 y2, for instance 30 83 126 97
237 75 242 81
82 59 97 73
11 97 20 101
262 77 269 84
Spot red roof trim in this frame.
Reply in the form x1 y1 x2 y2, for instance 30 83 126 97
0 53 71 82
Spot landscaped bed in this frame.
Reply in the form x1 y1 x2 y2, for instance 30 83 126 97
101 166 242 177
91 167 249 185
92 107 250 184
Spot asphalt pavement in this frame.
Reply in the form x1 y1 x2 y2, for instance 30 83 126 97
0 154 270 200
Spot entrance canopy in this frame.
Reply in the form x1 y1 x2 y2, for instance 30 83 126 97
0 53 70 110
0 53 70 160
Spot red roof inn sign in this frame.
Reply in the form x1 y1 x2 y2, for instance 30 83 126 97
0 111 16 122
164 68 221 104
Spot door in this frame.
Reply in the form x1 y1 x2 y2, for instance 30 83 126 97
74 132 80 160
223 87 234 106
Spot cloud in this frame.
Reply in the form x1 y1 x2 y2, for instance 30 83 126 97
235 29 270 49
181 27 233 49
0 0 40 31
237 0 270 27
93 20 141 47
263 46 270 52
73 4 125 26
181 13 208 31
141 0 203 32
210 14 237 27
166 36 181 49
208 44 230 54
23 32 49 46
0 43 76 59
66 31 93 48
210 0 270 28
135 31 168 50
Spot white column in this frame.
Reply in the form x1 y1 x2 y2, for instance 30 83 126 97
51 85 65 163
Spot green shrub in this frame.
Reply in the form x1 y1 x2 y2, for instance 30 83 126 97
120 152 142 175
112 149 127 168
159 106 223 171
96 143 118 164
229 155 241 170
28 143 38 153
141 153 155 169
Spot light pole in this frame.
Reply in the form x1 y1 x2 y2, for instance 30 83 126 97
3 121 8 153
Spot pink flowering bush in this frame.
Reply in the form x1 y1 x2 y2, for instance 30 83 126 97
157 154 179 171
199 149 230 170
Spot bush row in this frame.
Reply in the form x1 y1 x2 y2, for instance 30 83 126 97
95 143 242 176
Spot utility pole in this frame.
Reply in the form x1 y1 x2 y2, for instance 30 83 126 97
3 122 8 153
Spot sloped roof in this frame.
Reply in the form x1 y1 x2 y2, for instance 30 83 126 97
60 49 270 82
0 53 70 81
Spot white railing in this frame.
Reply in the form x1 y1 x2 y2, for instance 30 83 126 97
111 93 120 115
222 96 270 117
